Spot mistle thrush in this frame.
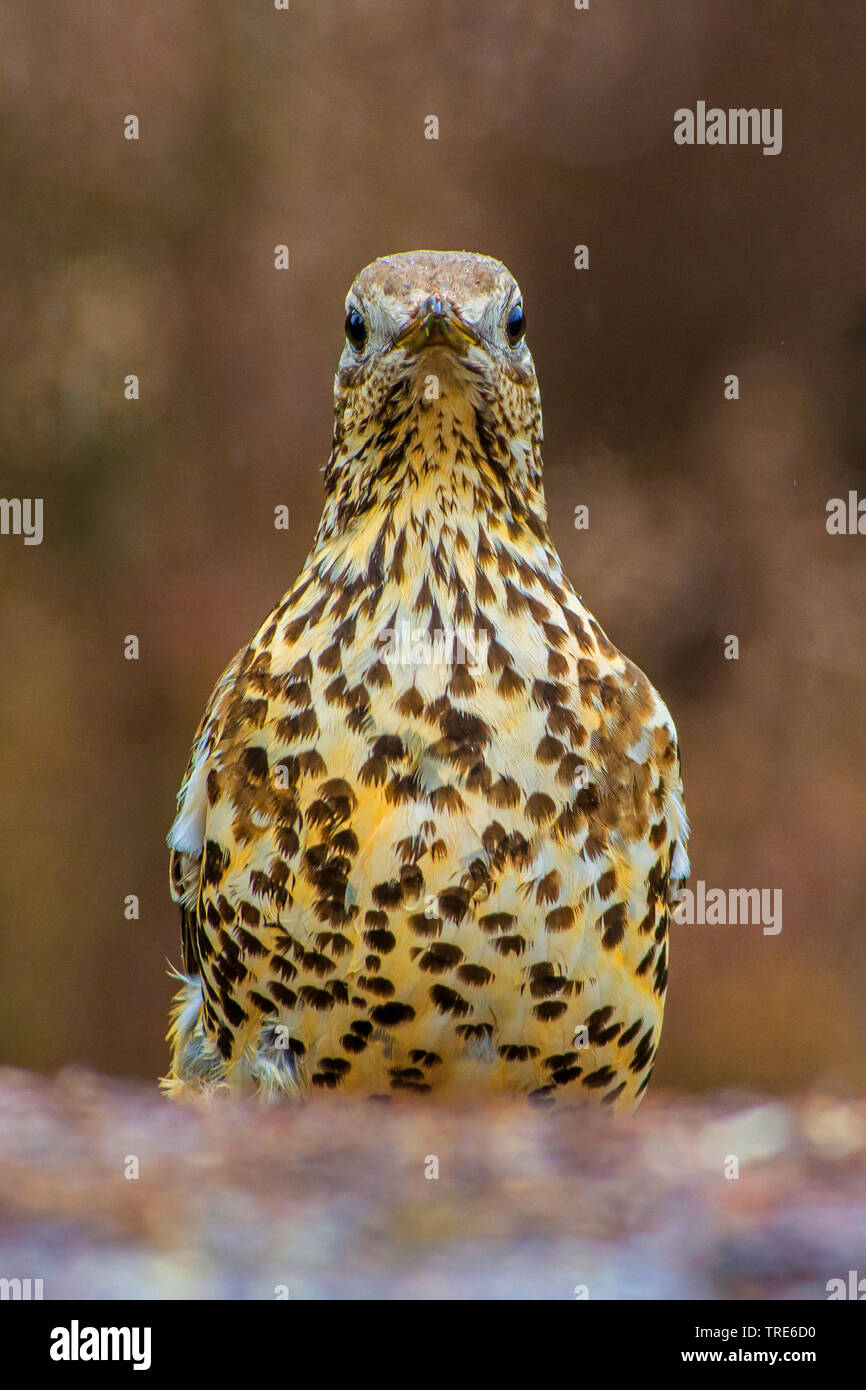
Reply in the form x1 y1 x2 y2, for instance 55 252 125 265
165 251 689 1108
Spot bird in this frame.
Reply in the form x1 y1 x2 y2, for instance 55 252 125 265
164 250 689 1108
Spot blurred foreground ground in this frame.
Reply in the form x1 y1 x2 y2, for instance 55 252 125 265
0 1069 863 1300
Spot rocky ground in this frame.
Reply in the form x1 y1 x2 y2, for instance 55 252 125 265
0 1068 863 1300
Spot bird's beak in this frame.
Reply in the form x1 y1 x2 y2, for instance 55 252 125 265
394 295 480 356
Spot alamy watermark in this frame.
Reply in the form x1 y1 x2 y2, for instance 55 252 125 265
674 103 782 157
826 491 866 534
673 881 782 935
0 497 42 545
0 1276 43 1299
826 1270 866 1300
50 1321 151 1370
379 622 490 672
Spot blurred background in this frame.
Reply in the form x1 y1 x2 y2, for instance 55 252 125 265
1 0 864 1097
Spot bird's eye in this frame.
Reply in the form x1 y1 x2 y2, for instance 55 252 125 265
345 307 367 351
505 303 526 346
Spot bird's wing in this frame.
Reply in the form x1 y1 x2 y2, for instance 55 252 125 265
168 644 247 975
665 739 691 931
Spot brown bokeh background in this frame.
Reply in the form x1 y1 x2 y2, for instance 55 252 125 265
2 0 864 1096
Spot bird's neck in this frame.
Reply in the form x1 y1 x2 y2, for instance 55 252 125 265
314 387 550 577
302 399 566 676
311 477 558 593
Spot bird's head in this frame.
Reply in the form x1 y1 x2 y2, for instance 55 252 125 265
323 251 544 531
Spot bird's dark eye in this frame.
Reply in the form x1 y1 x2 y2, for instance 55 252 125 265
505 303 526 346
345 307 367 351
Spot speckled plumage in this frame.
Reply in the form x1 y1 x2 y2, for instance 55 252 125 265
164 250 689 1109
